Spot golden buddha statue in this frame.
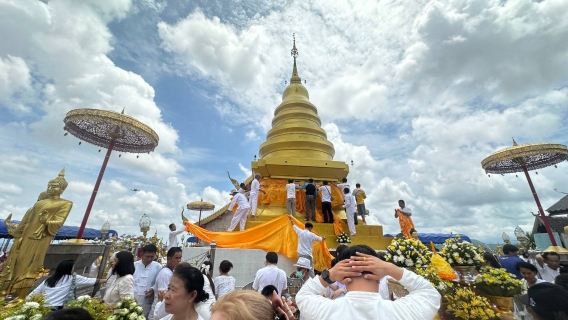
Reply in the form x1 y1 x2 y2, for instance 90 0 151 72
0 169 73 298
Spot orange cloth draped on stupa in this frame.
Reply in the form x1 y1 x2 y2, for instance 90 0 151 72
183 215 333 270
257 179 344 235
396 209 415 239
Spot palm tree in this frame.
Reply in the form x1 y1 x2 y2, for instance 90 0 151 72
524 232 536 249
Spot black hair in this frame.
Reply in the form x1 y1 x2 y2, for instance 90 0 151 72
338 245 378 275
169 223 175 230
113 251 135 277
543 252 560 260
142 244 158 253
343 187 350 194
266 252 278 264
503 244 519 254
173 265 209 304
342 178 347 183
167 247 182 258
377 251 387 261
331 258 338 268
201 261 216 296
308 178 313 183
305 222 313 229
516 261 538 273
409 228 417 234
41 307 94 320
336 245 348 255
219 260 233 273
483 252 501 268
560 265 568 274
288 179 293 183
323 180 328 185
240 183 246 188
45 259 74 287
261 285 278 297
356 183 361 188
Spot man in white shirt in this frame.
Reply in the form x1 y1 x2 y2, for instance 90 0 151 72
168 223 184 249
535 251 561 282
342 187 356 236
249 173 266 219
289 216 325 277
227 189 251 231
148 247 182 320
296 245 440 320
286 179 297 217
319 180 334 223
133 244 163 318
252 252 288 297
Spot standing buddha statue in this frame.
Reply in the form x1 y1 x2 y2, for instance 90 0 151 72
0 169 73 298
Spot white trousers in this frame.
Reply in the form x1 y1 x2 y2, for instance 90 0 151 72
249 192 259 216
346 210 356 235
228 207 250 231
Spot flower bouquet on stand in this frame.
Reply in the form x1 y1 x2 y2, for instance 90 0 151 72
439 234 484 282
475 267 522 313
65 295 112 320
446 286 500 320
414 266 453 296
385 237 432 268
109 297 145 320
1 295 51 320
336 232 351 245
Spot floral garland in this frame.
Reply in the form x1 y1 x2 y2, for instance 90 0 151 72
439 234 484 266
446 287 500 320
109 297 145 320
385 238 432 268
475 267 522 297
336 232 351 244
65 295 112 320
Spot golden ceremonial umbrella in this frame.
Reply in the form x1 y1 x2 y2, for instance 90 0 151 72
481 139 568 245
187 200 215 227
64 108 159 239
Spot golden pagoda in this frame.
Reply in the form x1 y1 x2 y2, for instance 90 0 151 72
253 36 348 181
200 36 391 250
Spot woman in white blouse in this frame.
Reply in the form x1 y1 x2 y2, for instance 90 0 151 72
103 251 135 306
27 259 106 309
160 264 209 320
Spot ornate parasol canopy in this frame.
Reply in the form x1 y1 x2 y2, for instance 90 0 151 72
187 201 216 212
63 108 159 240
481 141 567 174
64 108 159 154
481 139 568 246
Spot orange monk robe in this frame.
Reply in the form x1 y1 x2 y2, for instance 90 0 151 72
184 215 333 270
396 208 415 239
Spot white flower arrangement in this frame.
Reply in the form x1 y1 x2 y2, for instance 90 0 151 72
2 295 50 320
336 232 351 244
439 234 484 266
385 238 432 268
112 297 144 320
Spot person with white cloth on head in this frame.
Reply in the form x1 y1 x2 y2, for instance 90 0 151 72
168 223 184 249
289 216 325 278
342 187 356 237
227 189 251 231
133 244 163 318
296 245 440 320
249 173 266 219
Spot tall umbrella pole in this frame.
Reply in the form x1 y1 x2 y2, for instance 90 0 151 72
76 140 115 239
522 165 557 245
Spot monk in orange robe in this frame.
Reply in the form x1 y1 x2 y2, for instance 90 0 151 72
395 199 415 239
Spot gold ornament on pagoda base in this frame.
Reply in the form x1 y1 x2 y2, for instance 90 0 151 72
0 169 73 298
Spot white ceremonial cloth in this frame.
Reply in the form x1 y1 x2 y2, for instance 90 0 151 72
401 207 412 216
229 193 250 211
319 186 333 202
536 263 560 282
28 275 96 307
168 228 184 248
296 269 440 320
133 261 162 306
293 225 322 257
252 265 288 297
286 183 296 199
149 267 173 320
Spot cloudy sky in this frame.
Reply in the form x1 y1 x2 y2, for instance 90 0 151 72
1 0 568 244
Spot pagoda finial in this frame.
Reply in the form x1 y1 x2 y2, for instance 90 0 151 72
291 33 299 68
512 137 518 146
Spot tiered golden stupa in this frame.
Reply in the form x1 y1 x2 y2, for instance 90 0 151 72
200 37 391 250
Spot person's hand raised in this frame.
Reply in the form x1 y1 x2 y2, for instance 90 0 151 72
349 252 403 281
329 259 362 285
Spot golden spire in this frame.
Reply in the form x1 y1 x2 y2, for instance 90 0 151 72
512 137 518 146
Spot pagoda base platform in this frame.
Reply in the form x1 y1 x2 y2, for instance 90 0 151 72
245 204 392 250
